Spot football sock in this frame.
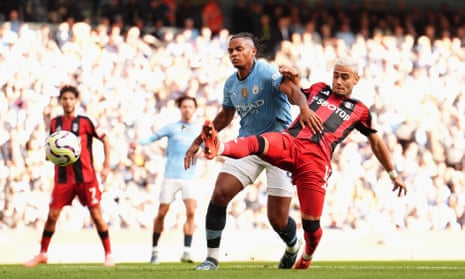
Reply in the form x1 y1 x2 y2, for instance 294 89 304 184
205 203 227 249
152 232 161 247
184 234 192 247
222 136 261 158
302 220 322 258
275 217 298 251
40 230 54 253
207 248 220 261
98 230 112 254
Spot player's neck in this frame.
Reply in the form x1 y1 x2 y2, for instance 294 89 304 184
237 60 255 80
63 112 75 119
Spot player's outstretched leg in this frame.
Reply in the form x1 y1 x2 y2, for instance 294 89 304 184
201 120 219 159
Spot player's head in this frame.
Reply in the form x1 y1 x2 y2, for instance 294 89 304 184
227 32 261 69
59 85 79 99
58 85 79 115
332 56 360 97
176 95 197 121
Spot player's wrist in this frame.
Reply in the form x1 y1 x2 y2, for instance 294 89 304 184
388 169 398 180
194 135 203 145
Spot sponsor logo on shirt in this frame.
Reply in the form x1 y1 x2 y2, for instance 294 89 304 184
313 96 351 121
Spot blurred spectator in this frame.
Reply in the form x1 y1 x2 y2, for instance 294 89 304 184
230 0 250 34
7 9 21 34
201 0 223 37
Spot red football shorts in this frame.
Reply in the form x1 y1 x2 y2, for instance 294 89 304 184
261 132 331 217
50 180 102 209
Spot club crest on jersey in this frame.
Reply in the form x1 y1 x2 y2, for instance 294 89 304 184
321 89 330 96
252 85 259 94
343 101 354 110
242 87 248 98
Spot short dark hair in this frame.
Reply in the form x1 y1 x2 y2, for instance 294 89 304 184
230 32 265 53
175 95 197 108
59 85 79 98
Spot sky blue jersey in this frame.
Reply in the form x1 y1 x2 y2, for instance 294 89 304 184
223 60 292 137
138 121 201 179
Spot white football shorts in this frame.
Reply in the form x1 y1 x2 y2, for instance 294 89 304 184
221 155 294 197
158 178 198 204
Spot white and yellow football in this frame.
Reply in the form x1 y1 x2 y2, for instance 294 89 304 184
45 130 81 166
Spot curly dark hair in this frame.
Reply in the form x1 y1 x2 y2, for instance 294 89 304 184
59 85 79 98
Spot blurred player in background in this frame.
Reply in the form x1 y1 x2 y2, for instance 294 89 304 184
184 32 322 270
24 85 114 267
200 56 408 269
131 95 202 264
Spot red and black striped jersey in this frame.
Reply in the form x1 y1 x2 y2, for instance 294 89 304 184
50 114 106 184
287 82 377 161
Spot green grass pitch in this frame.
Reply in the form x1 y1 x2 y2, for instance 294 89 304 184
1 261 465 279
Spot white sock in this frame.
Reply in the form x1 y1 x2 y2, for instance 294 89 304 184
286 237 301 253
302 252 312 261
207 248 219 260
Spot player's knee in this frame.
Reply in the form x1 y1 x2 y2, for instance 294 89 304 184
302 219 320 233
48 209 61 222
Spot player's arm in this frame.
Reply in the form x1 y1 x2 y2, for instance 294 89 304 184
100 134 111 182
278 65 323 133
367 132 407 197
184 107 235 169
191 107 235 146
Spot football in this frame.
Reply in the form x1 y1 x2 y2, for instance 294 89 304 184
45 130 81 166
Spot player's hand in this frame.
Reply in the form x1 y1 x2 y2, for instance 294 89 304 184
279 65 300 86
299 107 323 134
184 143 200 169
100 163 110 182
391 177 407 197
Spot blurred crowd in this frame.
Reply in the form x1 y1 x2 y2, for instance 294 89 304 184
1 0 465 235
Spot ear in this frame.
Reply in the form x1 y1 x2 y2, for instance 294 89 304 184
251 47 257 56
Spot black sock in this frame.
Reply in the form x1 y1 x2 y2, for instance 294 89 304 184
152 232 161 247
275 217 297 247
205 203 227 248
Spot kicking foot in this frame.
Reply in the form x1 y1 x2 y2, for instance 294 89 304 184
201 120 219 160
